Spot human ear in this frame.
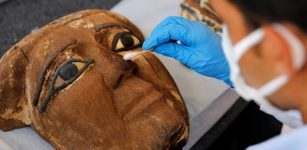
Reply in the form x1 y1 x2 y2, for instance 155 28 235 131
259 25 294 76
0 46 31 131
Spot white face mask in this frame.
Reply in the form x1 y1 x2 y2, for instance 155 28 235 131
222 24 306 128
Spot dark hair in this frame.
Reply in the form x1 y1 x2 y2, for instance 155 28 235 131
229 0 307 32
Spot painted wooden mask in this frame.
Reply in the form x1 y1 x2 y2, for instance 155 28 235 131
0 9 189 149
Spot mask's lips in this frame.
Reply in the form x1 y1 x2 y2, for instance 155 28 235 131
120 80 166 121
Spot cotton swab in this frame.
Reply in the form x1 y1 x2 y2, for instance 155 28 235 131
123 50 153 61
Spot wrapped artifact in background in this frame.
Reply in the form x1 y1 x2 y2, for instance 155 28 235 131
181 0 223 35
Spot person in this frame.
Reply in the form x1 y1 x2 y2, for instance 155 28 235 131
142 0 307 149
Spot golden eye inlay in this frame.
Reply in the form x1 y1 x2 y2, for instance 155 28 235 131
113 32 141 52
53 61 87 89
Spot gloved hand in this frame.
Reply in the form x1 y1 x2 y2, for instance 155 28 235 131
142 16 232 87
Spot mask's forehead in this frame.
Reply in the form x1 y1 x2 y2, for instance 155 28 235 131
21 9 143 59
66 11 123 30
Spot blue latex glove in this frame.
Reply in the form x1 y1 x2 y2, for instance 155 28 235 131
142 16 232 87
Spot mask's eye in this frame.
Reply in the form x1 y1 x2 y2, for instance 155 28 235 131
51 59 93 90
40 58 94 113
112 32 141 51
53 61 92 89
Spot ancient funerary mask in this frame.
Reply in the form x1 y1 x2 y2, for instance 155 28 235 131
0 9 189 149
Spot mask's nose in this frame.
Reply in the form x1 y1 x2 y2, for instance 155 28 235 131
112 60 138 89
95 46 140 90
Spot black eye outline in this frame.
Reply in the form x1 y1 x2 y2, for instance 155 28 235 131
112 32 142 52
39 58 94 113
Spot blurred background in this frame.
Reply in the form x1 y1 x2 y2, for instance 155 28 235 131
0 0 120 55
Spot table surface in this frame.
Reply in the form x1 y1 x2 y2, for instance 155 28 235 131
0 0 240 149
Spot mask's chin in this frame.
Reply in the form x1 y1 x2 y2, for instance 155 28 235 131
166 121 189 149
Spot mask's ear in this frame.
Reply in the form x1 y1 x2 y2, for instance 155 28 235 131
0 46 31 131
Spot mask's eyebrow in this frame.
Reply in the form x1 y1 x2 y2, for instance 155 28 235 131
33 39 77 107
94 23 133 33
